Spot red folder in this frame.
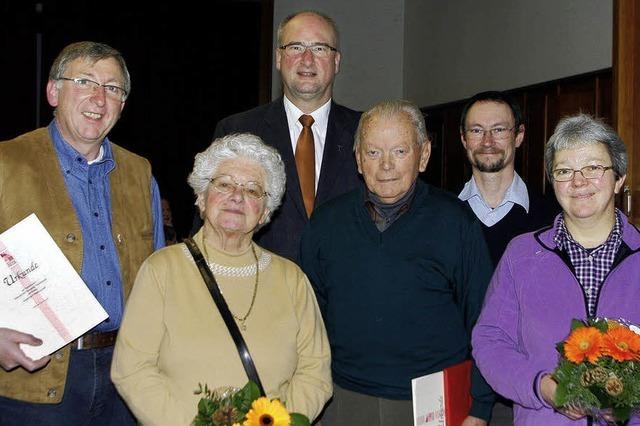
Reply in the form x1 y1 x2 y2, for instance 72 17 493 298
443 360 472 426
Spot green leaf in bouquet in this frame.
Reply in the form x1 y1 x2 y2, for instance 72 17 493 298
554 380 570 407
571 319 586 331
191 417 209 426
290 412 311 426
612 405 631 423
198 397 218 416
591 384 612 408
553 360 600 409
233 381 261 414
591 318 608 333
556 341 566 356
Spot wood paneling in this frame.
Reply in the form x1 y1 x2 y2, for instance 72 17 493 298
613 0 639 224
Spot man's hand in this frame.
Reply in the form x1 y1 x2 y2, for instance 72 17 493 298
461 415 487 426
0 327 50 372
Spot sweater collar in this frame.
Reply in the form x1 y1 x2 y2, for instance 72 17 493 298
364 181 417 231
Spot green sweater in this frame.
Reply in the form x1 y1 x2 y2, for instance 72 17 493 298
300 180 495 420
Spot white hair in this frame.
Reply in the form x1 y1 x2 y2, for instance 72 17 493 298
187 133 286 225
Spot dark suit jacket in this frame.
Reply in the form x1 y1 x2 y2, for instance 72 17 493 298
193 98 361 262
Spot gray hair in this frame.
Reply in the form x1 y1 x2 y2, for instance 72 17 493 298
545 114 628 180
354 100 428 152
188 133 286 224
49 41 131 99
277 10 340 49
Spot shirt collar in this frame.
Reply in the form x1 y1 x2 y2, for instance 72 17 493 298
554 209 624 251
283 96 332 137
458 172 530 212
48 119 115 172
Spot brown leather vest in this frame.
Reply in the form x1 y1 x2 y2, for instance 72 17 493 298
0 128 154 403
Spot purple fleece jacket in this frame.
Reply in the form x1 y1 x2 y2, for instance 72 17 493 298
472 214 640 426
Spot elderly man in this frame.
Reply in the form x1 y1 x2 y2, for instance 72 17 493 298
0 41 164 425
300 100 494 426
192 10 360 262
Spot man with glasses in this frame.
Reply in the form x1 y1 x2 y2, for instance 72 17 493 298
458 91 557 424
472 114 638 425
192 10 360 262
0 41 164 425
459 91 557 267
301 100 494 426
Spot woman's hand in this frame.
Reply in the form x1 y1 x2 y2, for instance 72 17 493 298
540 374 588 420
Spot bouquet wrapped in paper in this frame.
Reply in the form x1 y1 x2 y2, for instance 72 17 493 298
191 381 310 426
552 318 640 424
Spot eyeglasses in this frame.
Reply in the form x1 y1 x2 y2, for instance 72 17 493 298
552 165 614 182
464 126 516 141
278 42 338 58
57 77 128 102
208 175 269 199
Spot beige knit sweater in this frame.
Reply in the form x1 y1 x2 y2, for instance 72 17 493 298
111 230 332 425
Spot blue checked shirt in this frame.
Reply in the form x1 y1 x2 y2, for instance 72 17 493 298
553 210 623 317
49 120 165 332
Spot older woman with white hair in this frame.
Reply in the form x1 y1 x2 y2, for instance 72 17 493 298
111 133 332 425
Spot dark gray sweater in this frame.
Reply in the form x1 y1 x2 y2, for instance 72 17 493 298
300 180 495 420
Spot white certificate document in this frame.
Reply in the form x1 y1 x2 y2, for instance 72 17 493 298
412 371 445 426
0 214 108 360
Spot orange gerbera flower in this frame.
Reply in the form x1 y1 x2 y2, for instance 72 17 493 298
244 397 290 426
602 326 640 361
564 327 603 363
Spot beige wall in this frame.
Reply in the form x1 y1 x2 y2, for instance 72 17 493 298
404 0 612 106
272 0 405 110
273 0 612 110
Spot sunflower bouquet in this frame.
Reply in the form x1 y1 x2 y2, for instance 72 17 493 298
191 381 310 426
552 318 640 424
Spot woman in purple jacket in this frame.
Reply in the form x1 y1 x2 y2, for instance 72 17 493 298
472 114 640 426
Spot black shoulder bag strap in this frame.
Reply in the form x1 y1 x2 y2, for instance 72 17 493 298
184 238 266 396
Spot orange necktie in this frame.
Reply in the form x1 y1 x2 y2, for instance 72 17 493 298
295 114 315 217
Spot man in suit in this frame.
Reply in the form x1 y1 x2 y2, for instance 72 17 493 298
192 10 361 261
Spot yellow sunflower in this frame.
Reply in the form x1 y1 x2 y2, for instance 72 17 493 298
244 397 291 426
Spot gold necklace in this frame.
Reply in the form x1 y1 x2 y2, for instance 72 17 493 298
202 241 259 331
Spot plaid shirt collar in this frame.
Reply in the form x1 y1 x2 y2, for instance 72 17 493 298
553 209 623 316
553 209 623 251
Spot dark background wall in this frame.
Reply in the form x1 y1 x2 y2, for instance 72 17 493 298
1 0 272 237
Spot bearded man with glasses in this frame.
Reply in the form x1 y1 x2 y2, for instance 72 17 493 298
458 91 558 425
191 10 361 263
458 91 558 268
0 41 164 425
